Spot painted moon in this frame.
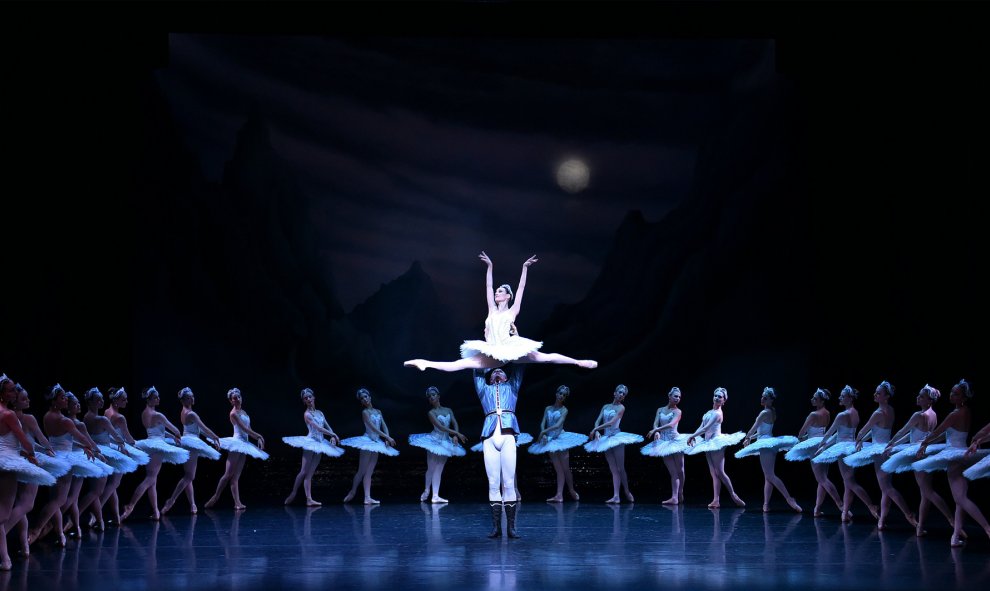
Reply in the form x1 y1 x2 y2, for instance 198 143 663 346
556 158 590 193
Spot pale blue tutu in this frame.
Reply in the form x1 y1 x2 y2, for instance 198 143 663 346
843 442 889 467
686 432 745 455
529 431 589 454
735 435 799 458
0 452 56 486
340 435 399 457
811 441 857 464
57 450 114 478
283 435 345 458
135 437 191 464
408 433 466 457
219 437 270 460
784 436 826 461
584 431 645 453
912 448 989 472
96 444 140 474
963 453 990 480
180 435 222 460
641 434 690 457
33 452 72 479
471 432 533 453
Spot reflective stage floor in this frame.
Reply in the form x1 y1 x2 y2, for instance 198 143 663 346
5 501 989 591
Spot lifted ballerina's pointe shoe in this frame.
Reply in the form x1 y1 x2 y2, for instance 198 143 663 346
488 502 503 538
504 502 520 539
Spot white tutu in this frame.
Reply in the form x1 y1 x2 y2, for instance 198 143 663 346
963 453 990 480
584 431 645 453
134 437 191 464
0 453 57 486
180 435 222 460
686 432 745 455
218 437 270 460
459 336 542 362
121 443 151 466
471 432 533 453
283 436 345 458
530 431 589 454
640 434 690 457
96 444 140 474
880 443 933 473
784 436 826 461
57 450 114 478
33 452 72 479
340 435 399 457
735 435 799 458
408 433 466 457
811 441 857 464
842 442 889 467
912 448 989 472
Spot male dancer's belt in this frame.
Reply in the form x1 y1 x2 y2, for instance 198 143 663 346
485 410 515 416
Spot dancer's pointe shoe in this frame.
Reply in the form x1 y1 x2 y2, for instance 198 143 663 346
342 491 356 503
234 504 247 511
841 510 852 523
787 498 803 513
916 525 928 537
569 490 580 501
56 532 66 548
120 504 134 522
624 492 635 503
431 497 448 504
364 498 380 505
88 514 98 528
546 495 564 503
0 558 11 572
877 520 887 531
419 491 429 502
763 504 770 513
204 497 218 509
661 497 679 505
306 499 322 507
162 499 176 514
403 360 428 371
950 533 966 548
907 513 919 528
190 504 198 515
708 500 721 509
605 496 620 504
151 509 161 521
578 360 598 369
284 494 296 506
731 494 746 508
868 505 880 521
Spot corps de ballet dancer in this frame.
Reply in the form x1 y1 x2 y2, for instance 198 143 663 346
340 388 397 505
408 386 468 504
28 384 103 547
403 252 597 372
81 387 139 530
641 386 689 505
0 375 53 570
584 384 643 504
913 379 990 547
4 383 69 558
61 392 114 537
686 387 746 508
529 385 587 503
880 384 955 536
163 387 223 515
842 380 918 530
785 388 844 517
734 387 801 513
812 385 879 523
101 387 150 523
283 387 344 507
122 387 189 521
206 388 268 511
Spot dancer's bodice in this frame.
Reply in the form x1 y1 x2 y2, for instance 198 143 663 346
364 410 383 441
837 424 856 442
756 421 774 439
701 410 723 439
909 428 929 444
869 426 892 444
602 407 622 437
232 410 252 442
946 427 968 448
806 426 826 438
484 311 514 345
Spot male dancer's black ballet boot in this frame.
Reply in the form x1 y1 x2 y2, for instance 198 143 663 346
504 502 520 539
488 502 503 538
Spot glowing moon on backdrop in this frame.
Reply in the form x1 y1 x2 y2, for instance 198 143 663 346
556 158 590 193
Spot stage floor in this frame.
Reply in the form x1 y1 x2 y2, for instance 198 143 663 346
5 502 988 591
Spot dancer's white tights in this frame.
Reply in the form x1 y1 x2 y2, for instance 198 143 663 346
483 425 517 502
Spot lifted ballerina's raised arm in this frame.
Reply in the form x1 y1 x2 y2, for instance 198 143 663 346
404 252 597 372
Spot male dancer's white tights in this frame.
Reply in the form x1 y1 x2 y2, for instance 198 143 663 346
483 425 517 502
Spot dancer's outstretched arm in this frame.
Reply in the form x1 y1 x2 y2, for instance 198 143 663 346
884 412 922 455
854 409 883 451
686 412 716 447
742 409 771 445
918 409 962 456
813 412 846 456
188 410 222 448
510 255 538 315
795 411 818 439
480 251 496 311
306 412 338 445
967 421 990 454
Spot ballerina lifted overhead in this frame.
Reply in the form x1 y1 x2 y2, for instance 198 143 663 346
404 252 598 372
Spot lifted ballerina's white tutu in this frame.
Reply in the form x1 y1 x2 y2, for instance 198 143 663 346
459 311 542 362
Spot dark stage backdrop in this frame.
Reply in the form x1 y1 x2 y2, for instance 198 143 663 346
5 3 986 503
